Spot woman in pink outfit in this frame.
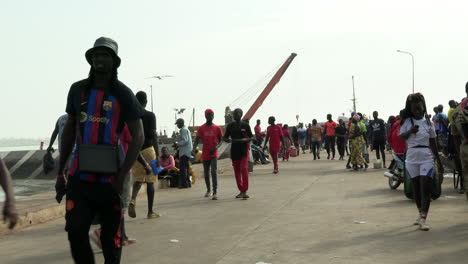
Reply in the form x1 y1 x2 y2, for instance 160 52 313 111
159 147 176 173
282 124 293 161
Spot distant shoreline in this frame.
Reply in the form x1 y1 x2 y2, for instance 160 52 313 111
0 145 54 153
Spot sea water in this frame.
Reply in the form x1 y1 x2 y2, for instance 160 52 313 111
0 179 55 200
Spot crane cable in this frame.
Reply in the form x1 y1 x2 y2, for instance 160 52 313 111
228 62 282 109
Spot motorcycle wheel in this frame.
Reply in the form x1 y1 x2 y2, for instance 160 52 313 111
388 175 401 189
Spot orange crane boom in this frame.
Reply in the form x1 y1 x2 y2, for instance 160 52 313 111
242 53 297 121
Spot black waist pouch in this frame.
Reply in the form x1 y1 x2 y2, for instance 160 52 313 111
78 144 119 174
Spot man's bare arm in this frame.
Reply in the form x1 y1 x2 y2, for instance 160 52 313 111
58 115 77 174
47 121 59 152
263 136 270 150
0 158 18 229
215 136 223 149
119 118 144 179
0 159 14 206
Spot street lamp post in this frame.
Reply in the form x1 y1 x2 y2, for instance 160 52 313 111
352 76 357 113
146 75 175 112
150 84 154 112
396 50 415 94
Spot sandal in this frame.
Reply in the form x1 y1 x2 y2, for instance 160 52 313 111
147 212 161 219
123 238 137 246
128 201 136 218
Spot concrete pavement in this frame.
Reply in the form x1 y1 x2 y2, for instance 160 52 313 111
1 153 468 264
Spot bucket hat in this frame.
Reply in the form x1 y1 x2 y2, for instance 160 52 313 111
85 37 121 68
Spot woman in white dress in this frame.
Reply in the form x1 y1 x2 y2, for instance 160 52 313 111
399 93 443 231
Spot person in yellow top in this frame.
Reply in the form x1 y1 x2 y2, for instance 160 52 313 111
448 100 457 123
193 148 203 164
128 91 161 220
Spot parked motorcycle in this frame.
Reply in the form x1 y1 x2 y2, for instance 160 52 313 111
384 153 405 190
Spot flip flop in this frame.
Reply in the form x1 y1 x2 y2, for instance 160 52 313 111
128 201 136 218
123 238 137 246
147 213 161 219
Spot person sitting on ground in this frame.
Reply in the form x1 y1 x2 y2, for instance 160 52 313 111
251 143 270 164
158 147 176 177
192 148 203 164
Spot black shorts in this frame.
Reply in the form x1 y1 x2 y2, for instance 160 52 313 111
372 140 386 150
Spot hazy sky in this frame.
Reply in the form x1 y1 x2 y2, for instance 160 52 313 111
1 0 468 139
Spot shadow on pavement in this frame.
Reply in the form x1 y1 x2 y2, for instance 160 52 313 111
345 188 399 199
4 248 71 264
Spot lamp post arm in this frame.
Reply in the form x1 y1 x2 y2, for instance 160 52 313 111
396 50 415 94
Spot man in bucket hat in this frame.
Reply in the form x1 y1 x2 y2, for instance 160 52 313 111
55 37 144 264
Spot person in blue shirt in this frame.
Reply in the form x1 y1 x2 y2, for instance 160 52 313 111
297 123 308 154
176 118 193 188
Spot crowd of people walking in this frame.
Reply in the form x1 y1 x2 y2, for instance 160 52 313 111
2 36 468 264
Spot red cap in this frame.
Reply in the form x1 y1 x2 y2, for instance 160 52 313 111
205 109 214 116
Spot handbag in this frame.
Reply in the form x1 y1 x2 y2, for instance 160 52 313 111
43 151 56 174
78 144 119 174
